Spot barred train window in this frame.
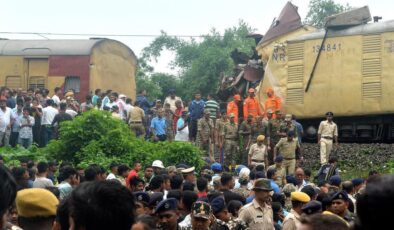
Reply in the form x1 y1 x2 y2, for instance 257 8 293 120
6 76 21 89
64 76 80 93
29 76 46 90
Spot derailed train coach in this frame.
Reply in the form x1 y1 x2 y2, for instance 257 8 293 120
0 38 137 101
256 3 394 142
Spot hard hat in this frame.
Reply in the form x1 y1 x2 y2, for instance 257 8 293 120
234 94 241 101
152 160 164 169
257 135 265 141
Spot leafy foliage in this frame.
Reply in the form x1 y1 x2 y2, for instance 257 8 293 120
0 145 47 167
38 110 205 170
136 58 162 101
141 21 256 100
304 0 351 28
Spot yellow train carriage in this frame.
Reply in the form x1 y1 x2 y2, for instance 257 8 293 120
0 38 137 101
258 19 394 141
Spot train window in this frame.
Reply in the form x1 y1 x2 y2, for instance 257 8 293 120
64 76 80 93
6 76 21 89
29 76 46 90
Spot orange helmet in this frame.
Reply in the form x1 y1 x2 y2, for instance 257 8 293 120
266 87 274 94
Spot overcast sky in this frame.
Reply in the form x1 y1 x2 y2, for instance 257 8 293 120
1 0 392 73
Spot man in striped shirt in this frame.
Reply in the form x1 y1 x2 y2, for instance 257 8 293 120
204 94 220 122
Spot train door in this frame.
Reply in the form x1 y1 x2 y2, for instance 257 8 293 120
27 58 48 90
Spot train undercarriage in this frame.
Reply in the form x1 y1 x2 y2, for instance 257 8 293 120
301 115 394 142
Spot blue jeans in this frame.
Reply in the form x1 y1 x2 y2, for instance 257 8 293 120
19 137 32 149
41 125 53 147
10 132 19 147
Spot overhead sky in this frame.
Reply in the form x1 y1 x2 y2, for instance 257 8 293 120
1 0 392 73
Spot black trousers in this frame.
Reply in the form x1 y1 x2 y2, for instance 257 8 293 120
156 134 167 142
189 119 198 140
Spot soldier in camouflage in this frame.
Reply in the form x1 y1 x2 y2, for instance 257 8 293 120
238 115 253 164
223 114 239 168
278 114 298 139
164 103 175 141
197 110 214 158
252 115 270 146
216 112 229 163
268 110 283 165
181 201 213 230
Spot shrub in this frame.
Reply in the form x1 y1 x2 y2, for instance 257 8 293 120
40 110 204 170
0 145 47 167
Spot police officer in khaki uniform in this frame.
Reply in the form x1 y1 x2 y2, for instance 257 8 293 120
274 131 300 176
223 113 238 167
238 178 275 230
318 112 339 165
127 101 145 137
248 135 268 167
282 192 310 230
267 155 286 187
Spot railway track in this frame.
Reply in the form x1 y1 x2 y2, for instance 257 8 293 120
301 143 394 172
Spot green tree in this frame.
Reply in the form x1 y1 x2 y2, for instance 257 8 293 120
141 21 256 101
151 72 180 100
304 0 351 28
136 58 162 101
136 57 182 101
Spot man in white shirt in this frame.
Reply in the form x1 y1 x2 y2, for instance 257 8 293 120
108 92 126 120
41 99 58 147
164 89 183 113
124 97 134 117
33 161 54 188
58 165 79 200
106 162 118 180
52 87 62 105
0 97 13 146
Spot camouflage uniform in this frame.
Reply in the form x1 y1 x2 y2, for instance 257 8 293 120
343 210 357 224
216 118 229 162
238 120 252 164
233 186 251 198
227 218 249 230
224 122 239 167
279 122 298 139
164 111 174 141
216 118 229 141
181 201 213 230
268 119 282 164
215 218 249 230
252 118 270 144
197 117 214 153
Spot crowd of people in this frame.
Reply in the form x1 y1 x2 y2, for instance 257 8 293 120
0 86 391 230
0 156 392 230
133 87 339 176
0 87 142 148
0 85 337 172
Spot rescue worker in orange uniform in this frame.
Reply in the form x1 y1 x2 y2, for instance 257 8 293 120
264 87 282 118
243 88 262 120
227 94 241 124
